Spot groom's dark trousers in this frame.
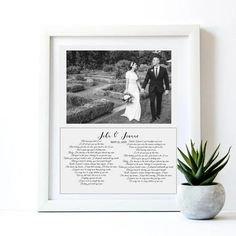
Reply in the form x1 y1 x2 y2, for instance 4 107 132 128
142 66 170 120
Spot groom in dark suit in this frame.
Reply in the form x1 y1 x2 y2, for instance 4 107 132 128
141 56 170 123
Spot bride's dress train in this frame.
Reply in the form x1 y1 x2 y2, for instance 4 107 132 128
121 71 141 121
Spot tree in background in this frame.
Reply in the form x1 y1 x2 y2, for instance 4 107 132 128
67 50 171 71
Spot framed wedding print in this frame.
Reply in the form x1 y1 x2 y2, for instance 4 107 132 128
39 25 200 211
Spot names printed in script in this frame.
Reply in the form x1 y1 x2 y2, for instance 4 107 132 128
60 128 176 193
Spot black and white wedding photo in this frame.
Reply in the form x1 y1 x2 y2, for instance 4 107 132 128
66 50 172 124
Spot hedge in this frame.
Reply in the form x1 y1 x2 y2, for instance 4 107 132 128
75 74 86 81
67 93 91 107
103 64 116 72
67 83 85 93
67 99 114 123
103 83 125 93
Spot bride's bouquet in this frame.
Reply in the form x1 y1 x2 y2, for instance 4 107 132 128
122 92 134 104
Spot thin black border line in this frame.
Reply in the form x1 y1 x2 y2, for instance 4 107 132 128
59 126 177 195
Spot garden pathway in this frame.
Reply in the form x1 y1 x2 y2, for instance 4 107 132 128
76 81 107 97
91 92 172 124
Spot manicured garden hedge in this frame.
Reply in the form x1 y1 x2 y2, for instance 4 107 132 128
67 93 91 107
67 75 95 87
67 83 85 93
103 64 116 72
103 83 125 93
67 99 114 123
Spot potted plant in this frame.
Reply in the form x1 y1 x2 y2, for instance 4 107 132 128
177 141 231 220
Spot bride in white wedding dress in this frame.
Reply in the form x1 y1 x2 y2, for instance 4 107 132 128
121 62 142 121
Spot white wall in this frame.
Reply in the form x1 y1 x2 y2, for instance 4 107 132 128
0 0 236 211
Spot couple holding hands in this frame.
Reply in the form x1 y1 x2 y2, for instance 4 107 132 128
122 56 170 123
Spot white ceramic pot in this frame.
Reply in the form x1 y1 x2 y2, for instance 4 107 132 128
177 183 225 220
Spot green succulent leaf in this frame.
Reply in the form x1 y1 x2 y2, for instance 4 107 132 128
195 161 204 180
191 140 198 164
177 148 191 167
204 157 230 181
203 141 207 156
185 144 198 174
197 141 205 167
205 147 231 174
177 165 196 185
204 144 220 170
177 159 192 174
200 173 218 185
177 141 231 186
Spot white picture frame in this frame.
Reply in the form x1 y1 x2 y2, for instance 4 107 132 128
38 25 200 212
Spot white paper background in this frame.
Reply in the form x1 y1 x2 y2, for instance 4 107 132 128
60 127 176 194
